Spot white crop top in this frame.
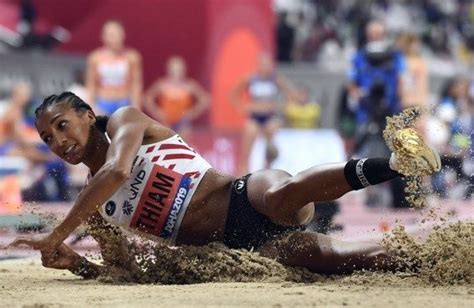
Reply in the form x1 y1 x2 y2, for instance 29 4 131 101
97 134 212 243
97 59 129 88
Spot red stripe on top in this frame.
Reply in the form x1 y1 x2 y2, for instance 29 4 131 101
159 143 194 152
184 171 201 178
163 153 195 160
151 155 160 162
145 145 155 153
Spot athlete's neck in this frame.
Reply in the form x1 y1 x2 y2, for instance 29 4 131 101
105 46 125 55
83 129 110 175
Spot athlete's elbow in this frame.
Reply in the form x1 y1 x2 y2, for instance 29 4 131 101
111 167 130 183
103 163 130 183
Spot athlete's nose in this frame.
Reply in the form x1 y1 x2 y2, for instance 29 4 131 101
56 132 67 145
52 131 68 152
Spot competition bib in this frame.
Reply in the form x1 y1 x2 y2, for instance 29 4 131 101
101 159 191 239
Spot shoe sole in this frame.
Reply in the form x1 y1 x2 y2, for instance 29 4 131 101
394 128 442 174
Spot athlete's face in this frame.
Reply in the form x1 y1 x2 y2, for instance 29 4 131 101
36 104 95 165
102 23 125 50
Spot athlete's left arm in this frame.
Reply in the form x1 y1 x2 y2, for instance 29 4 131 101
9 107 152 252
130 50 143 109
186 80 210 120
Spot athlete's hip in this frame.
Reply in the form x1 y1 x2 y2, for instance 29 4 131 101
175 169 234 246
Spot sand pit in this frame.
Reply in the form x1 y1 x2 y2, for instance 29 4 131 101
1 221 472 307
0 259 472 307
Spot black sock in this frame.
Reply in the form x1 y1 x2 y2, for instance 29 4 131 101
344 158 401 190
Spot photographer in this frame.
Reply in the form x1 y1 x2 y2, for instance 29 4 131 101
347 20 407 208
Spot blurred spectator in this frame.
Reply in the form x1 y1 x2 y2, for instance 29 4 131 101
397 32 429 135
348 20 405 151
276 11 295 62
144 56 209 141
1 82 38 145
348 20 407 208
397 32 429 110
285 86 321 129
429 77 473 199
275 0 474 63
67 69 88 103
336 85 357 155
16 0 69 50
0 83 71 202
230 53 294 175
299 17 340 62
86 20 142 115
291 10 313 62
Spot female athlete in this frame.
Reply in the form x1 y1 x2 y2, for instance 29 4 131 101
86 20 142 115
8 92 441 278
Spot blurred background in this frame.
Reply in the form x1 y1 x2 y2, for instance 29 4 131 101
0 0 472 253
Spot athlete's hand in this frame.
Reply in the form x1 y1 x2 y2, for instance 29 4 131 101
7 232 60 253
41 244 83 270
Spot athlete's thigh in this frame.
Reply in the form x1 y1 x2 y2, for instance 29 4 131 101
244 119 261 137
246 169 291 216
263 117 281 139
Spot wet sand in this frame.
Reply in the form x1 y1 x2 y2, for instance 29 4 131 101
0 259 472 307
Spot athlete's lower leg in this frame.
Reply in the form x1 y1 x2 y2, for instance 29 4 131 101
265 158 400 216
259 232 395 275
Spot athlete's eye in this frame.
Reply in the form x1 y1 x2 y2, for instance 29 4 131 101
43 136 52 144
58 121 67 130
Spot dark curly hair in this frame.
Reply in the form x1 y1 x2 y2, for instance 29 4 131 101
35 91 108 133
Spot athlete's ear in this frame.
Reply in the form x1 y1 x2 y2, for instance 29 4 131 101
86 109 96 124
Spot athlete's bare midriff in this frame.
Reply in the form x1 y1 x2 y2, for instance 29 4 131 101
176 169 234 246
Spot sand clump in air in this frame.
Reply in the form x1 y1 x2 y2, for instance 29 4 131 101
383 106 431 208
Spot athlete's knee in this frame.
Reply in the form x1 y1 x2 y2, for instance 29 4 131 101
264 177 294 209
264 177 312 225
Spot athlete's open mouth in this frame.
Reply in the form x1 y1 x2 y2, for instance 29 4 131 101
63 144 77 157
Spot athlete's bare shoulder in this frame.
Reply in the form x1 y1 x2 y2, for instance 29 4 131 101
88 48 106 62
107 106 175 143
125 48 141 61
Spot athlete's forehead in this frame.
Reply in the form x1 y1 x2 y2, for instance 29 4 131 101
36 103 76 128
39 103 72 118
102 21 124 34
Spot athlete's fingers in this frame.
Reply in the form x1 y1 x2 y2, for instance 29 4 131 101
6 237 34 249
